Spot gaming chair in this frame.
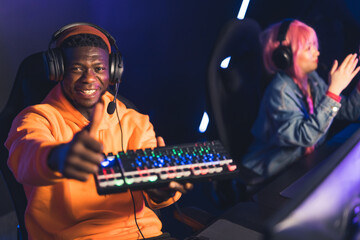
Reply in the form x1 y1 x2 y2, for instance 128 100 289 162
206 17 267 207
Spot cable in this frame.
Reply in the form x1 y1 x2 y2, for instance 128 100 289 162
130 189 145 239
115 103 124 152
115 101 145 239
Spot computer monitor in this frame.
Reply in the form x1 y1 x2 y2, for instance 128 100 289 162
265 124 360 240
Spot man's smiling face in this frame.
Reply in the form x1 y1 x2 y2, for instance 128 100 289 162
61 46 110 118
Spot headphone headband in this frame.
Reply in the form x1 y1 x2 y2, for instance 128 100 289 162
48 22 117 53
272 19 294 70
50 22 116 47
277 19 293 43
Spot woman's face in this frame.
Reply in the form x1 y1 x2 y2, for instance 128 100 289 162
296 42 320 75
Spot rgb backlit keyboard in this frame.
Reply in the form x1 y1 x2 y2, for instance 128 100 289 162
94 140 238 195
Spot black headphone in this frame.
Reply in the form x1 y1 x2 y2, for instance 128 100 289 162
43 22 123 84
272 19 294 70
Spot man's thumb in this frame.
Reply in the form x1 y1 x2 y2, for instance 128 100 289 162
89 102 104 138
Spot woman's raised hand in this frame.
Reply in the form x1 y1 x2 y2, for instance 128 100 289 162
328 53 360 95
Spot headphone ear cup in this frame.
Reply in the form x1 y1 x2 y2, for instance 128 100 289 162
272 45 293 70
109 52 123 84
43 48 64 82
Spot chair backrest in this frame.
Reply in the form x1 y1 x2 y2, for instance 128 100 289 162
207 18 265 184
0 52 137 240
0 52 52 240
205 18 271 209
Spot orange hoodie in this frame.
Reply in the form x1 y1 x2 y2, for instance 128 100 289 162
5 83 181 240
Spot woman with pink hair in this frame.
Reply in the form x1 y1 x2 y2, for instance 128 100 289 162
243 19 360 177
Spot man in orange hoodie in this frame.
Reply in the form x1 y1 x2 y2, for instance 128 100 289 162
5 23 192 240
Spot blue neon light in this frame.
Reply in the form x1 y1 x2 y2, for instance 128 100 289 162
220 56 231 69
199 112 209 133
237 0 250 20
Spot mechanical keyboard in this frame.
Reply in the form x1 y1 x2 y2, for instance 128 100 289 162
94 140 238 195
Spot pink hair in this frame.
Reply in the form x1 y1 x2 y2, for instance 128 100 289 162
262 19 318 79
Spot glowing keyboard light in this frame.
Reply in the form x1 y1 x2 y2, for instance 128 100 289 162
220 56 231 69
199 112 209 133
101 161 110 167
237 0 250 20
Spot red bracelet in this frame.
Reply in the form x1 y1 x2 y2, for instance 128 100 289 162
326 91 341 102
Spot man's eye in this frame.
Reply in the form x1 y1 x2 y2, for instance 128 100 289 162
71 67 83 72
95 67 106 72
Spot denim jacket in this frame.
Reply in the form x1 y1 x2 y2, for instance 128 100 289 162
242 71 360 177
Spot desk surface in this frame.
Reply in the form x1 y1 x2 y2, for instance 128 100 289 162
197 123 360 238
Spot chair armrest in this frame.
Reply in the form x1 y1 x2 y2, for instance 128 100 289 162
173 206 216 232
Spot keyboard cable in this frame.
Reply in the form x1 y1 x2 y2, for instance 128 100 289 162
115 101 145 239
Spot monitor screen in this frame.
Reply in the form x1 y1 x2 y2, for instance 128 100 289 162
265 125 360 240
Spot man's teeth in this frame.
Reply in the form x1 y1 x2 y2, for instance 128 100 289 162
82 90 96 95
